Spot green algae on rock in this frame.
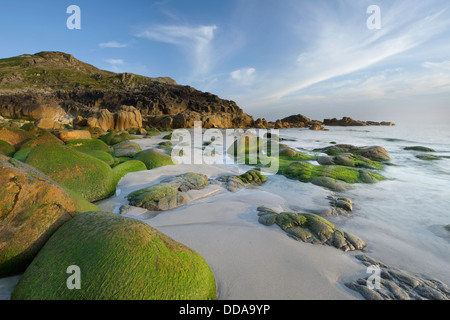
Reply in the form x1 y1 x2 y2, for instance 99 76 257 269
127 173 209 211
0 155 97 277
315 144 391 161
66 138 111 153
25 143 116 202
282 161 384 189
112 160 147 185
11 211 217 300
133 148 176 170
217 170 268 192
257 206 366 252
127 183 189 211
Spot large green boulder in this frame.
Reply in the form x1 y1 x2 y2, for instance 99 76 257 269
0 155 97 277
11 212 216 300
112 160 147 185
25 143 116 202
112 141 142 158
133 148 176 170
66 138 111 153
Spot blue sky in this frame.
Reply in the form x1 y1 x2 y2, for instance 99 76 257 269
1 0 449 123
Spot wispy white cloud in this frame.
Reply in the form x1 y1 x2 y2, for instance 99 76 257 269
422 60 450 70
230 67 256 86
136 24 217 75
99 41 128 48
105 59 124 65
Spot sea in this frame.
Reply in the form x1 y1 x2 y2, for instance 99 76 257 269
261 123 450 285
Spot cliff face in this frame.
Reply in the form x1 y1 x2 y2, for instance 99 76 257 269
0 52 254 129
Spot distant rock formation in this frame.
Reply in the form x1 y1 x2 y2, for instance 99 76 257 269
323 117 395 127
253 114 327 130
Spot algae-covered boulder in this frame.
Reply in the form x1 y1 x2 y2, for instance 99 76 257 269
160 172 209 192
257 207 366 252
11 212 216 300
316 144 391 161
100 131 135 145
317 153 383 170
127 183 189 211
20 132 64 149
133 148 176 170
13 133 65 162
112 141 142 158
282 161 384 190
217 170 268 192
0 156 97 277
25 143 116 202
127 173 209 211
112 160 147 185
0 140 15 156
66 138 111 153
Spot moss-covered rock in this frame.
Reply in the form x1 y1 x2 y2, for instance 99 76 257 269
127 173 209 211
25 144 116 202
127 183 189 211
112 141 142 158
0 140 15 156
133 148 176 170
282 161 384 189
316 144 391 161
217 170 268 192
257 207 366 251
100 131 135 145
317 153 383 170
112 160 147 185
66 138 111 153
160 172 209 192
0 156 97 277
11 211 216 300
82 150 115 166
20 132 64 149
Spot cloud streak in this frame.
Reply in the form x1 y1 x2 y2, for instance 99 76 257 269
99 41 128 48
136 24 217 75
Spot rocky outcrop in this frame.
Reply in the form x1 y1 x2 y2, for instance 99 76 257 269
345 255 450 300
269 114 327 130
0 52 254 130
257 207 366 252
323 117 395 127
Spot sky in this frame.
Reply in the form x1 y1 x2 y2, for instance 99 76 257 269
1 0 449 123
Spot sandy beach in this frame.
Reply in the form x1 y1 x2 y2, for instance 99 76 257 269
96 131 367 300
